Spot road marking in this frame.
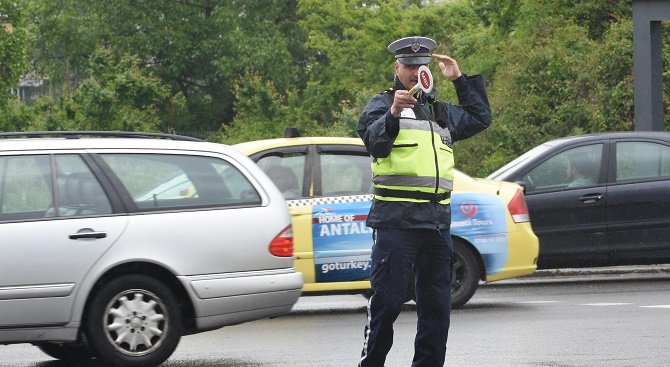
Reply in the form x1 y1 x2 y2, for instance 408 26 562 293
515 301 561 304
580 303 633 306
640 305 670 309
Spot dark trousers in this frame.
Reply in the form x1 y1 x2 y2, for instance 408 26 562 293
359 228 453 367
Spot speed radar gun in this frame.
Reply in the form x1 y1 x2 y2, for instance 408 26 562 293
408 65 434 96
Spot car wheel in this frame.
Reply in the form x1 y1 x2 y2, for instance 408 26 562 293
451 240 480 309
84 274 183 367
36 343 93 361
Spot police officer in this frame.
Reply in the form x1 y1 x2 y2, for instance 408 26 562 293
357 36 492 367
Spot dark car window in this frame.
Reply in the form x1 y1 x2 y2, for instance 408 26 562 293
0 155 52 221
616 141 670 182
100 154 261 210
523 144 603 193
320 153 373 196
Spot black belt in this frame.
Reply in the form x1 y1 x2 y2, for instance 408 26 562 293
374 188 451 203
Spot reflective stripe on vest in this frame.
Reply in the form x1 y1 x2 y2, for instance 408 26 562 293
371 114 454 203
372 175 453 191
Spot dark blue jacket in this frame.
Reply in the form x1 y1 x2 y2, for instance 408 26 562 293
357 74 492 230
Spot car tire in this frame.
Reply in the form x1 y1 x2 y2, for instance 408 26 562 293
36 342 93 361
451 240 480 309
84 274 183 367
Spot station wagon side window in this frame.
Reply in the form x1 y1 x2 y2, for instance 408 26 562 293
50 155 113 217
100 154 261 210
319 153 373 196
522 144 603 193
0 155 52 221
0 154 111 220
615 142 670 182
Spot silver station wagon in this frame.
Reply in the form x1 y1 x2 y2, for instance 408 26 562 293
0 131 303 366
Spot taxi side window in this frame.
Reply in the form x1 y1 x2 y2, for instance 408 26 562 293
320 153 373 196
256 154 306 199
0 155 52 221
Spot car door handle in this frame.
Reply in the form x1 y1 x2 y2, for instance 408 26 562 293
69 231 107 240
579 193 604 204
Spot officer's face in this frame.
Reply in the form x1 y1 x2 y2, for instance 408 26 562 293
395 62 423 90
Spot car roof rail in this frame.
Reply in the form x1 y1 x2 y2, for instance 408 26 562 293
0 131 204 142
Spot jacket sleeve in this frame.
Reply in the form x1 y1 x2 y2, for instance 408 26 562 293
357 93 400 158
432 74 492 142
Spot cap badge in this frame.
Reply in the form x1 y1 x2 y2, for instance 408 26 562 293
411 42 421 52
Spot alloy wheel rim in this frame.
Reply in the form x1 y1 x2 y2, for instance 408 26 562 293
103 289 168 356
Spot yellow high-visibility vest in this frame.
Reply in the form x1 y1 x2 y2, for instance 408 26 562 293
372 115 454 204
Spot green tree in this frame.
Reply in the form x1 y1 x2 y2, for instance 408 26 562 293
25 0 102 92
27 48 176 132
25 0 307 134
12 0 666 177
0 0 30 107
0 99 34 131
88 0 306 132
455 0 639 176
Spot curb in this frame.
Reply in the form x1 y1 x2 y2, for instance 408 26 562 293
532 264 670 277
486 264 670 286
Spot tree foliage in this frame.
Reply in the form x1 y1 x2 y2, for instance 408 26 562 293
88 0 307 132
455 0 637 175
0 0 30 105
2 0 667 177
26 48 174 132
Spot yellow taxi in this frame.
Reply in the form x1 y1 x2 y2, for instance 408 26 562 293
233 135 538 308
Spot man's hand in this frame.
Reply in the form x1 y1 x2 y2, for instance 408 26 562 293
433 54 462 81
391 90 416 118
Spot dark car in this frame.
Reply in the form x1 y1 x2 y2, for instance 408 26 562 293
487 131 670 269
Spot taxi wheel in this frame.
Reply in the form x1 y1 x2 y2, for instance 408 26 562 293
83 275 183 367
451 240 480 309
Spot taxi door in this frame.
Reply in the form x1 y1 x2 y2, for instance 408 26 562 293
253 144 374 292
308 144 373 290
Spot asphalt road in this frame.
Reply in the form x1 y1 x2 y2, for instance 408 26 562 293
1 265 669 367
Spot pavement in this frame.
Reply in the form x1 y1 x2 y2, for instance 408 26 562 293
287 264 670 314
493 263 670 285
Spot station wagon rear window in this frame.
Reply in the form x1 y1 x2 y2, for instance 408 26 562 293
100 154 261 210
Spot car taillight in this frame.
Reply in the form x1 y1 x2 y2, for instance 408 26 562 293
508 189 531 223
269 225 293 257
